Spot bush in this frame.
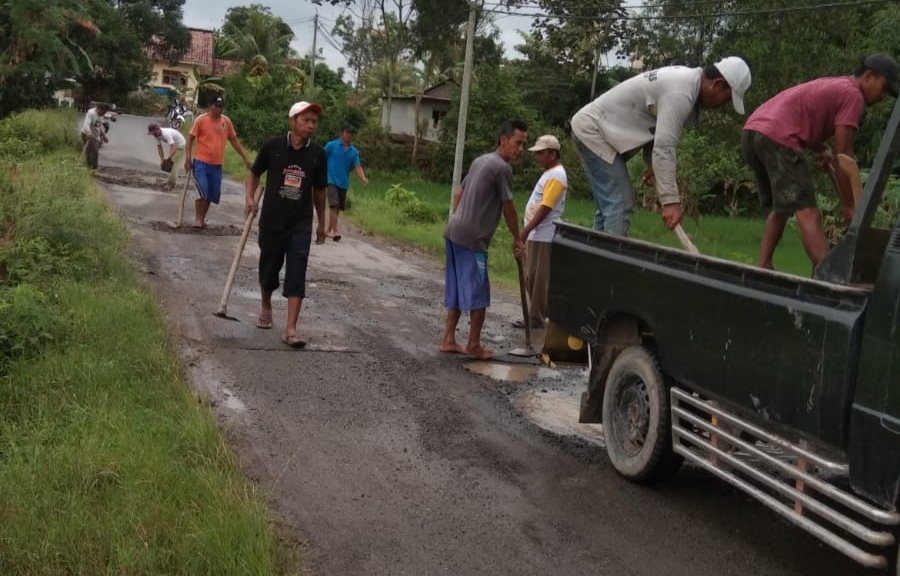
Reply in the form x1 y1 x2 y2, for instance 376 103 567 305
0 284 57 365
124 90 171 116
0 109 80 158
384 183 439 224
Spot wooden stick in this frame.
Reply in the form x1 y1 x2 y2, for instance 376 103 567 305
674 224 700 255
175 176 191 228
214 185 263 318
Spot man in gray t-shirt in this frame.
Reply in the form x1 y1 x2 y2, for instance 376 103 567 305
440 120 528 360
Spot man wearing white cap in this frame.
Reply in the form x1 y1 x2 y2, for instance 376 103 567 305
245 101 328 348
518 134 567 329
571 56 752 235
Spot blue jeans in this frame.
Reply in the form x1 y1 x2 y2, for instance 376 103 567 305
573 136 635 235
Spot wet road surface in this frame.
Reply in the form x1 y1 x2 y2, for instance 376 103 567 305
93 114 872 576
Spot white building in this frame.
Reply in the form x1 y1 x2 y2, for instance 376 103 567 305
380 81 453 142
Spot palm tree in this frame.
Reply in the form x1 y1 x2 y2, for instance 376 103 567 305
362 58 414 130
410 53 445 163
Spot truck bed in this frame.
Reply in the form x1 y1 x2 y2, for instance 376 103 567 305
549 222 872 453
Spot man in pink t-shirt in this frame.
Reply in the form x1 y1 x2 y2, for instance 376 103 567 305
742 53 898 271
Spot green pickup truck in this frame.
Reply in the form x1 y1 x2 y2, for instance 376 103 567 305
548 100 900 570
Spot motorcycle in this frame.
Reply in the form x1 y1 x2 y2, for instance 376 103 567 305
166 102 186 130
98 111 116 148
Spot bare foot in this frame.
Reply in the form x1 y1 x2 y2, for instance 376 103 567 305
439 342 466 354
465 344 495 360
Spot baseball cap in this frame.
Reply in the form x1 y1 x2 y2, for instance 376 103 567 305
288 101 323 118
714 56 752 114
210 96 225 107
861 53 899 98
528 135 561 152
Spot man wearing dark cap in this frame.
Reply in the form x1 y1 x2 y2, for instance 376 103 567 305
183 96 253 228
245 101 328 348
147 123 186 190
323 124 369 241
743 53 899 270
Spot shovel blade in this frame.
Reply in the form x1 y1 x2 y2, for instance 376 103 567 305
212 310 240 322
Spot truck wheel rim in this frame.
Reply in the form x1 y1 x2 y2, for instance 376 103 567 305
611 373 651 456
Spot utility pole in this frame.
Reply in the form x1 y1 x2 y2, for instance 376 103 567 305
310 12 318 89
449 2 477 212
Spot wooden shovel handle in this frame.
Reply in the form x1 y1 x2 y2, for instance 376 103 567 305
215 185 263 315
674 224 700 255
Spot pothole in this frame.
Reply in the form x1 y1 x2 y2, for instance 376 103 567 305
514 385 605 446
148 221 244 236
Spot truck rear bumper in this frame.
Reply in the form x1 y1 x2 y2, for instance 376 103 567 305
671 388 900 569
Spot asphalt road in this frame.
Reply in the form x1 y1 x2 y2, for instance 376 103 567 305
92 114 872 576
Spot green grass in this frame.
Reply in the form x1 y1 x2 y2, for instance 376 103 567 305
0 111 292 575
344 170 814 286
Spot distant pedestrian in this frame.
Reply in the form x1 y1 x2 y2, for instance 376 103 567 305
147 123 186 190
439 120 528 360
744 53 899 270
571 57 751 235
245 101 328 348
323 124 369 241
183 96 253 228
518 135 568 329
80 102 109 169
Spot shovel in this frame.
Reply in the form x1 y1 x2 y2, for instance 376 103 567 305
173 176 191 229
213 185 263 321
509 256 538 357
674 223 700 255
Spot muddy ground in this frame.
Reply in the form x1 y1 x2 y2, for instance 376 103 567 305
92 115 869 576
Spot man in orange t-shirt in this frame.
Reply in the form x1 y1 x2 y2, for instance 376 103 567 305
183 96 253 228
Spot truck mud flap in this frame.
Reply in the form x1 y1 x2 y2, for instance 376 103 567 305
670 387 900 569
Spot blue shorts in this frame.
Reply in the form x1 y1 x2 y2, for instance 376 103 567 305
444 238 490 311
192 160 223 204
258 228 313 298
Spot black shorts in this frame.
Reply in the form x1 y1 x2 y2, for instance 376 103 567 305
327 184 348 210
258 227 312 298
742 130 817 213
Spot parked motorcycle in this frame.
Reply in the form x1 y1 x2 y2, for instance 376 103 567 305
98 111 116 148
166 102 186 130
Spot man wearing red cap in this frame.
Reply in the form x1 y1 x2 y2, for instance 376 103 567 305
245 101 328 348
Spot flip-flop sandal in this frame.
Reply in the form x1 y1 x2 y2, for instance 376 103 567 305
282 334 307 349
255 317 273 329
332 235 342 242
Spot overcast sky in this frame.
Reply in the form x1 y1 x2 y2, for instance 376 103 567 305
181 0 563 73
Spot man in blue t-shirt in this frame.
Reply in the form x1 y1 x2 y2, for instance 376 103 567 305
323 125 369 241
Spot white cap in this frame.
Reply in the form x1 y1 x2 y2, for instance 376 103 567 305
288 101 323 118
528 135 561 152
714 56 752 114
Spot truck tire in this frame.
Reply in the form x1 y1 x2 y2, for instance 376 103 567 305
601 345 682 483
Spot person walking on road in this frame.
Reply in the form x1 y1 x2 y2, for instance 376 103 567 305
183 96 253 228
743 53 899 270
80 102 109 169
439 120 528 360
518 135 568 329
147 123 186 190
571 56 752 235
323 124 369 241
245 101 328 348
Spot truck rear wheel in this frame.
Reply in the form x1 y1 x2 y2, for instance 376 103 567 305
602 345 682 483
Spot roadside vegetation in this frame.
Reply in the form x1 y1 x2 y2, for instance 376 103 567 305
0 109 291 575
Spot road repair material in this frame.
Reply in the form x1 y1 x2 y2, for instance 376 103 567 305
213 185 263 321
509 256 538 357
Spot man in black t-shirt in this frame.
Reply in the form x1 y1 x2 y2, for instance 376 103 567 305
245 101 328 348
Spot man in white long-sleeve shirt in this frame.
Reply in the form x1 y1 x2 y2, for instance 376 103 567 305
571 57 751 235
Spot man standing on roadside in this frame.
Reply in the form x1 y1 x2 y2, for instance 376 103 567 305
245 101 328 348
439 120 528 361
323 124 369 241
518 134 568 330
183 96 253 228
147 123 186 190
80 102 109 169
571 56 752 235
743 53 899 270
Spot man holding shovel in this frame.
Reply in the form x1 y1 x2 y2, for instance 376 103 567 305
147 123 185 190
439 119 528 360
743 53 899 270
245 101 328 348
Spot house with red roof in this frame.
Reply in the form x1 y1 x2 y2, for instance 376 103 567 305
145 28 242 98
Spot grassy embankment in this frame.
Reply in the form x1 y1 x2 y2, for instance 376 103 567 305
221 142 812 286
0 110 292 575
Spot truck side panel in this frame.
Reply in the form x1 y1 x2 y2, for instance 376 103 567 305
550 224 869 452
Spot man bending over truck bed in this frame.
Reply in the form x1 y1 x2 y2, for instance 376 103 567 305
743 53 899 270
